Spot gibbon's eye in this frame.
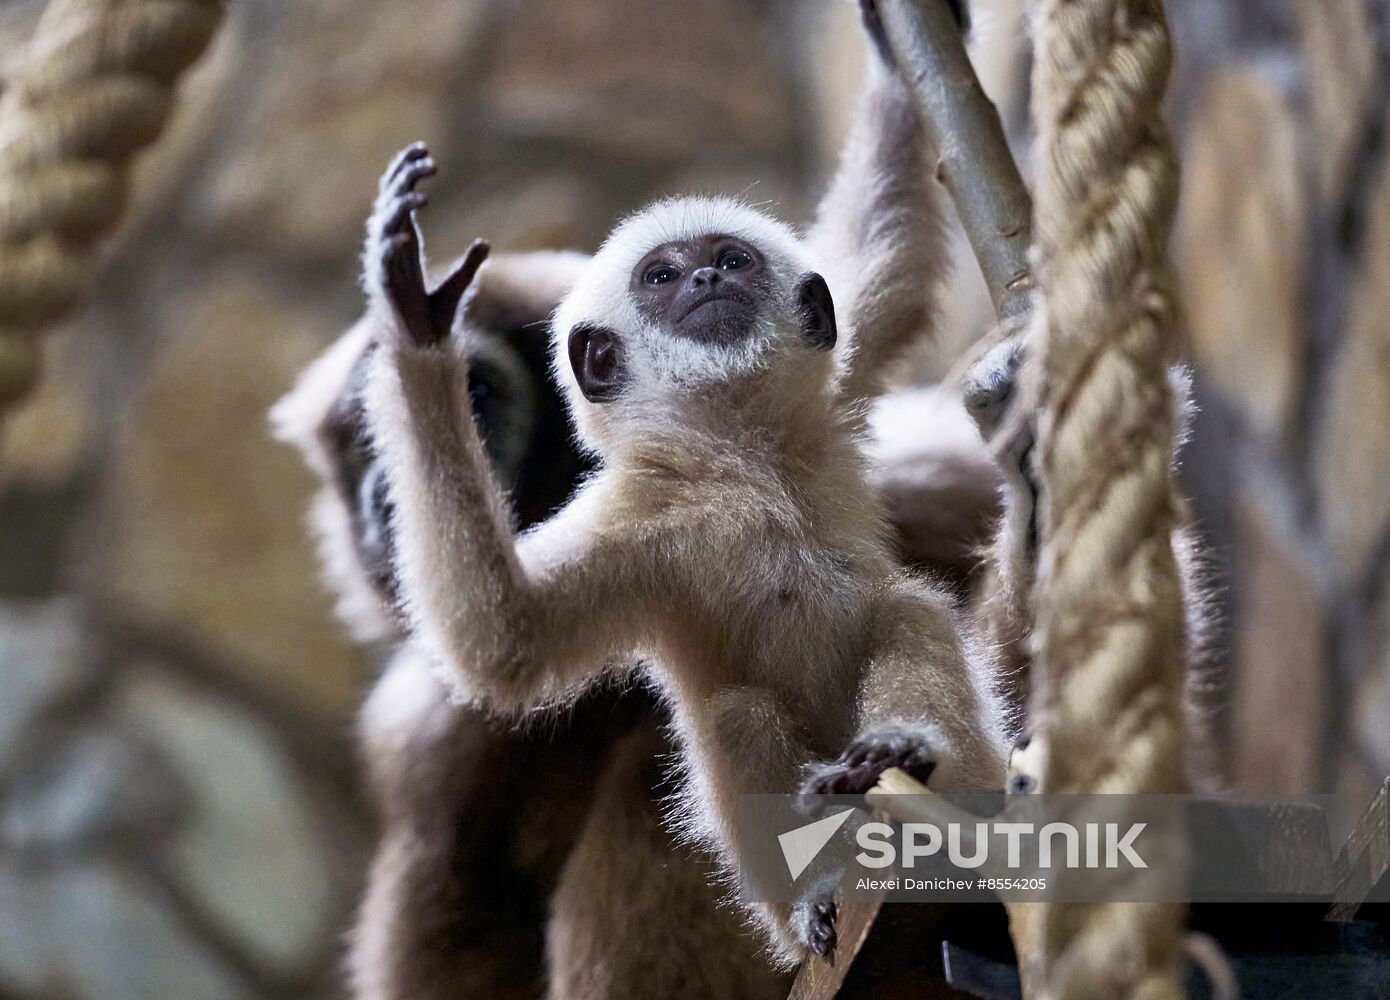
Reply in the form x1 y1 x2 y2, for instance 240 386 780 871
467 364 505 441
717 248 752 271
468 369 493 408
644 263 680 286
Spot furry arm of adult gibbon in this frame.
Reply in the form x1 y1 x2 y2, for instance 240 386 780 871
362 138 1008 972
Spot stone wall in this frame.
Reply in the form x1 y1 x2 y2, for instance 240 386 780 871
0 1 880 996
0 0 1386 997
1166 0 1390 794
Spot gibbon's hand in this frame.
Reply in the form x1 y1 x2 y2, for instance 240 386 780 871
799 722 938 805
371 142 489 349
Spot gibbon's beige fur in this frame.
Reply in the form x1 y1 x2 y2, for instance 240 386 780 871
363 67 1008 966
273 274 1000 998
273 251 784 1000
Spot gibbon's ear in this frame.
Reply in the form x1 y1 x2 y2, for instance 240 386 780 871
567 323 625 403
795 272 837 352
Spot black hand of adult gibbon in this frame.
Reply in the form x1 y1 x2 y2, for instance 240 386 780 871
799 725 937 804
374 142 490 348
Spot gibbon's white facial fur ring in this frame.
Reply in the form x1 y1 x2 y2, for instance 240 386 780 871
452 321 538 487
269 317 398 643
551 196 825 453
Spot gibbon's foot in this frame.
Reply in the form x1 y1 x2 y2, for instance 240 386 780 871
800 724 938 804
371 142 490 349
964 331 1040 559
793 892 838 958
963 335 1026 441
1007 732 1044 796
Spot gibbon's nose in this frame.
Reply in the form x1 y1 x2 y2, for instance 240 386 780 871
691 266 721 288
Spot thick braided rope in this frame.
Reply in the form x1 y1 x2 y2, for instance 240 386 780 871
0 0 222 408
1027 0 1186 997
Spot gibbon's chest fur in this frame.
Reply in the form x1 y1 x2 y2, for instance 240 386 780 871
595 418 893 747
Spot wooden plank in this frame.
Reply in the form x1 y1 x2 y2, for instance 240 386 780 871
786 892 887 1000
1328 778 1390 921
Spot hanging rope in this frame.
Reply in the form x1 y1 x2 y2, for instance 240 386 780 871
0 0 222 408
1025 0 1187 996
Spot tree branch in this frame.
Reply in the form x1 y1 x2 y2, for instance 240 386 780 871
876 0 1035 323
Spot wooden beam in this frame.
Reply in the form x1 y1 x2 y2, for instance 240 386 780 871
1329 778 1390 921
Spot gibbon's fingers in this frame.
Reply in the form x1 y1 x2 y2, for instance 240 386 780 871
380 141 429 192
430 238 491 335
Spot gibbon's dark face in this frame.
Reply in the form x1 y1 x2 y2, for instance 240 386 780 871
630 233 769 345
318 348 550 609
320 353 400 608
568 232 838 404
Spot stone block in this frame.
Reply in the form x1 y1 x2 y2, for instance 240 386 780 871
1314 119 1390 591
1230 494 1330 793
1177 69 1304 438
484 0 791 161
210 0 487 254
97 273 365 718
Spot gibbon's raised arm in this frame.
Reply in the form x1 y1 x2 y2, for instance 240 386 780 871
370 351 652 709
360 149 645 710
805 6 946 403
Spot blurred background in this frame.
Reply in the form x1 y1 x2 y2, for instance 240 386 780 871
0 0 1386 996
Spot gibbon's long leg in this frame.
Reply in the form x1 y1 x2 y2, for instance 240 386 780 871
546 721 788 1000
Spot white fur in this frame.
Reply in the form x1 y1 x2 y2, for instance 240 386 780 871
359 56 997 969
552 197 822 455
368 194 1008 963
269 318 397 643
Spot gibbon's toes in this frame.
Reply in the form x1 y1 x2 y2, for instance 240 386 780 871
963 337 1024 439
800 760 881 802
799 899 838 958
396 155 437 191
799 733 937 805
840 729 938 788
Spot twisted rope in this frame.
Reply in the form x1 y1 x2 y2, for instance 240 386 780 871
0 0 222 408
1026 0 1186 996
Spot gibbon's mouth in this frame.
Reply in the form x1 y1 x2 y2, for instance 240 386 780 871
678 285 756 321
678 287 756 324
